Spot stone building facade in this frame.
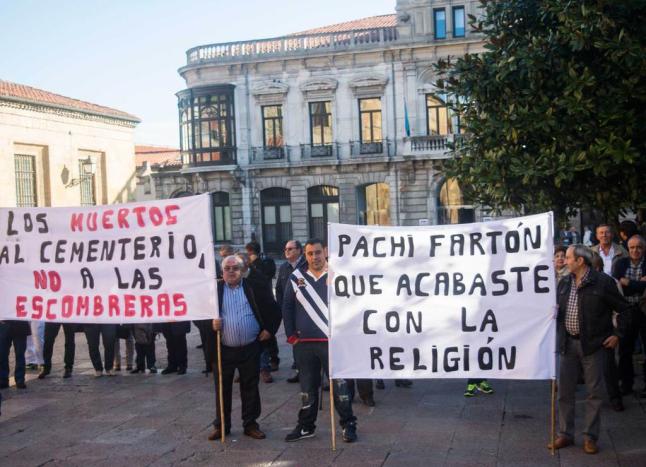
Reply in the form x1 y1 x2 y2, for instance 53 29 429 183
142 0 485 255
0 80 139 208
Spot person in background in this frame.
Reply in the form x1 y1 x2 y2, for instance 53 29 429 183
130 323 156 374
554 246 569 282
612 235 646 398
25 321 44 371
113 327 134 371
84 323 118 377
591 224 627 275
275 240 306 383
0 320 30 389
39 323 78 379
618 220 639 251
582 225 594 247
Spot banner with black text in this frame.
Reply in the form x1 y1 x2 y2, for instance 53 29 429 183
328 213 556 380
0 194 217 324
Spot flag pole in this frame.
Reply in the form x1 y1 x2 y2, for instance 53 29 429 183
216 330 225 444
550 378 556 455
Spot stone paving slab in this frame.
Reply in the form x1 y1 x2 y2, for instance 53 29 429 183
0 328 645 466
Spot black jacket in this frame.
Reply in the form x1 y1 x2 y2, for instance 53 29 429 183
275 256 307 308
250 255 276 281
557 269 632 355
612 257 646 298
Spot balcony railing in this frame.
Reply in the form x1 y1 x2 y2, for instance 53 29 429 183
349 139 391 158
251 146 289 163
301 143 338 160
186 27 400 65
410 135 450 152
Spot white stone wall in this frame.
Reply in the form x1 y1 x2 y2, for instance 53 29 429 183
0 103 137 207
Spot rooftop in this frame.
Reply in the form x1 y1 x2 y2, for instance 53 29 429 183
289 14 397 35
0 80 140 123
135 145 181 167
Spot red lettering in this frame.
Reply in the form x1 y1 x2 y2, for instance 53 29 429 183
140 295 154 318
49 271 61 292
108 295 120 317
149 207 163 226
16 296 28 317
77 296 90 316
70 213 84 232
132 206 146 227
34 270 48 289
61 295 74 318
165 205 180 225
93 296 104 316
32 296 43 319
117 208 130 228
157 293 170 316
124 294 136 317
102 210 114 229
46 298 57 320
87 212 98 231
173 293 187 316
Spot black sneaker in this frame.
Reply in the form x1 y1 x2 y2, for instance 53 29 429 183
285 425 315 442
342 423 357 443
63 368 72 379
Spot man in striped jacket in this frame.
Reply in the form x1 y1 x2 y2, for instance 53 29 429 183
282 238 357 443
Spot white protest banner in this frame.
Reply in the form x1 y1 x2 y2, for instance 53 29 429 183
328 213 556 380
0 194 217 324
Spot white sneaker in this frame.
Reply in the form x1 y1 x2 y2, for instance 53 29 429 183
95 370 103 377
106 369 115 376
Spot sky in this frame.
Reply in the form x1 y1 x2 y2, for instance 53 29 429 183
0 0 395 147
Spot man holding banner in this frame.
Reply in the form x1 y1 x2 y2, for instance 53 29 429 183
552 244 632 455
282 238 357 443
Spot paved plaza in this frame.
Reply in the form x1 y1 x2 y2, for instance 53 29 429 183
1 328 645 467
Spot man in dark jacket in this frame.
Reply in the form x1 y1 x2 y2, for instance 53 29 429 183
208 255 281 441
612 234 646 397
551 245 632 455
0 320 31 389
282 239 357 443
275 240 306 383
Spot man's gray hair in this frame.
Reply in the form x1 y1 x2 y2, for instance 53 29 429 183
628 234 645 247
222 255 244 269
569 244 593 266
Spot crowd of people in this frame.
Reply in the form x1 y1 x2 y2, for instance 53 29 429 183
1 220 645 455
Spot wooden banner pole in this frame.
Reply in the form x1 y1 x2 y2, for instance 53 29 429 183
216 330 225 444
550 379 556 456
329 377 336 451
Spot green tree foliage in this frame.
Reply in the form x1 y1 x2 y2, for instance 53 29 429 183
435 0 646 219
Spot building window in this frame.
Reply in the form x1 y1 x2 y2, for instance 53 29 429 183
262 105 283 148
309 101 332 146
426 95 452 135
308 185 339 244
358 183 390 226
14 154 38 207
453 6 465 37
359 98 382 143
434 9 446 39
79 158 96 206
438 178 475 224
212 191 232 242
177 85 236 165
261 188 292 256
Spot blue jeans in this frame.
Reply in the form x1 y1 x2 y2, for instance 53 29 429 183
0 323 27 384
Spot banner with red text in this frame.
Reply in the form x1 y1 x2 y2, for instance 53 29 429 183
0 194 217 324
328 213 556 380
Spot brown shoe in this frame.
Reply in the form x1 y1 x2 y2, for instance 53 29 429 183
207 427 230 441
244 426 266 439
260 369 273 383
583 439 598 454
547 436 573 450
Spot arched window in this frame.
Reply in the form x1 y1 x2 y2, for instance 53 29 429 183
357 182 390 225
308 185 339 243
438 178 474 224
211 191 232 242
261 188 292 256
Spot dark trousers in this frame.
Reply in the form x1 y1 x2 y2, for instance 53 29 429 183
162 329 187 370
84 324 117 372
43 323 76 370
135 342 156 370
558 336 605 441
346 379 374 401
604 347 621 403
212 341 262 431
0 325 26 384
618 309 646 392
193 320 212 370
294 341 356 430
266 335 279 364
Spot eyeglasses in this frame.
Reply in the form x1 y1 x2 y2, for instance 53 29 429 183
223 266 241 272
284 247 298 251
